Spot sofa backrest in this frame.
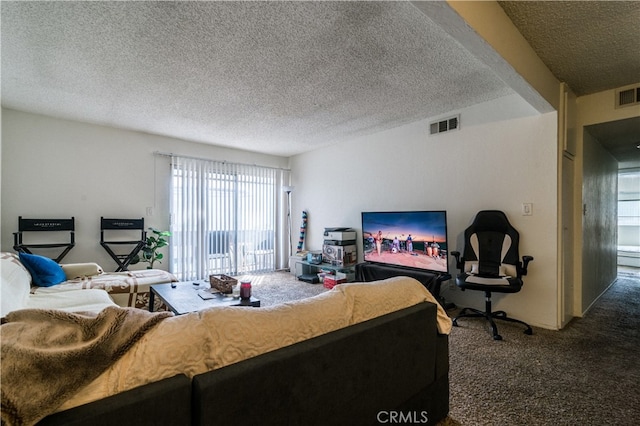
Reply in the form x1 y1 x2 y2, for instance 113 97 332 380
54 276 450 417
1 252 32 317
191 302 440 426
37 374 191 426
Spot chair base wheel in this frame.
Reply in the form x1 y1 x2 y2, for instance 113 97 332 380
453 305 532 340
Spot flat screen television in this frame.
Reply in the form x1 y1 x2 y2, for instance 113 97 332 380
361 210 449 274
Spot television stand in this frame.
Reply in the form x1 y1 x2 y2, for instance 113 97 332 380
354 262 451 307
293 259 356 283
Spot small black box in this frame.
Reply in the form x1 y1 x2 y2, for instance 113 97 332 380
297 274 320 284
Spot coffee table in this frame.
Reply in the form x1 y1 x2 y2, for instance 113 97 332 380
149 280 260 315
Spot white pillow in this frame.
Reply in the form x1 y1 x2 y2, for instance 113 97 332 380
1 252 32 316
60 263 104 280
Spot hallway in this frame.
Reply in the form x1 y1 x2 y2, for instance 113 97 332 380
619 265 640 278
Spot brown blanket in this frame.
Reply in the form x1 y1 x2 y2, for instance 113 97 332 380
1 306 172 426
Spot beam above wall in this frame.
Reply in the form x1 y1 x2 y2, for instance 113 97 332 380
411 0 557 113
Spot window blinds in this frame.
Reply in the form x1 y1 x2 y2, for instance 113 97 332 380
170 155 290 280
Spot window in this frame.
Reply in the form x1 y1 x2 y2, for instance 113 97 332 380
170 156 290 280
618 169 640 267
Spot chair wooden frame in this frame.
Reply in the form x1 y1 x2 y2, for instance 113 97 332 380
13 216 75 262
100 217 146 271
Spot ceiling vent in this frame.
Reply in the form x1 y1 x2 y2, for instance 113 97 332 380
430 115 460 135
615 84 640 108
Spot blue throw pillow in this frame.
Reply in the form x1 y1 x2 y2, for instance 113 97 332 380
18 252 67 287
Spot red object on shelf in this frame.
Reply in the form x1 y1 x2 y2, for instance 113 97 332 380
323 275 347 290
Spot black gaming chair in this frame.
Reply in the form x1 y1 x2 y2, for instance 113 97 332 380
450 210 533 340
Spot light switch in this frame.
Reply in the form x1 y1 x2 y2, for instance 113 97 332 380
522 203 533 216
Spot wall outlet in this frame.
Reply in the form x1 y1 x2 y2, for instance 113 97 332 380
522 203 533 216
146 207 154 216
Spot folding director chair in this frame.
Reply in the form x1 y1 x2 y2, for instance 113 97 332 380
100 217 146 271
13 216 75 262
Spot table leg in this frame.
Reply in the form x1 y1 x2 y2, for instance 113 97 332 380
149 290 155 312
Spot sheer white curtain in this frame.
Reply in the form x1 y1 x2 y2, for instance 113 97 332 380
170 155 290 281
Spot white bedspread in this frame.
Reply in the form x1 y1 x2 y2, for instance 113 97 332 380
58 276 451 412
31 269 177 308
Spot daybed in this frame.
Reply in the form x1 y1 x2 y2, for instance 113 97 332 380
1 252 117 316
0 252 177 314
1 273 452 426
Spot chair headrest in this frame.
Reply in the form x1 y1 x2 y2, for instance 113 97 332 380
471 210 510 233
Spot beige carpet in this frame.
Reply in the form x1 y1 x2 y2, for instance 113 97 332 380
237 269 640 425
235 271 329 307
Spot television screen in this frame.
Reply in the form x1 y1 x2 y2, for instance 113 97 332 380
361 210 449 274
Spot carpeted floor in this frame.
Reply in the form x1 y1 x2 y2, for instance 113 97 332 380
236 271 329 306
237 269 640 425
444 268 640 425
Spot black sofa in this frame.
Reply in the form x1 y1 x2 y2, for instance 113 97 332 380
355 262 450 305
38 301 448 426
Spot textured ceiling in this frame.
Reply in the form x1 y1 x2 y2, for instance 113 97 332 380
585 116 640 166
1 1 638 162
1 1 513 156
499 0 640 167
499 1 640 97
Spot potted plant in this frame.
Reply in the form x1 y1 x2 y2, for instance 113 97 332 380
131 227 171 269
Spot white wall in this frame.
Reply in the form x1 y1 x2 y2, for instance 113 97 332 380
2 96 560 329
1 108 288 270
290 94 560 329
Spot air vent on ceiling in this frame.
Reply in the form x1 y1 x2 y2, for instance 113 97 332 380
429 115 460 135
615 84 640 108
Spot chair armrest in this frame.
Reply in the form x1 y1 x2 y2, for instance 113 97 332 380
450 251 463 271
521 255 534 275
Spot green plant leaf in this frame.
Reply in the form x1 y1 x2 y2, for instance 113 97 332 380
134 227 170 269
